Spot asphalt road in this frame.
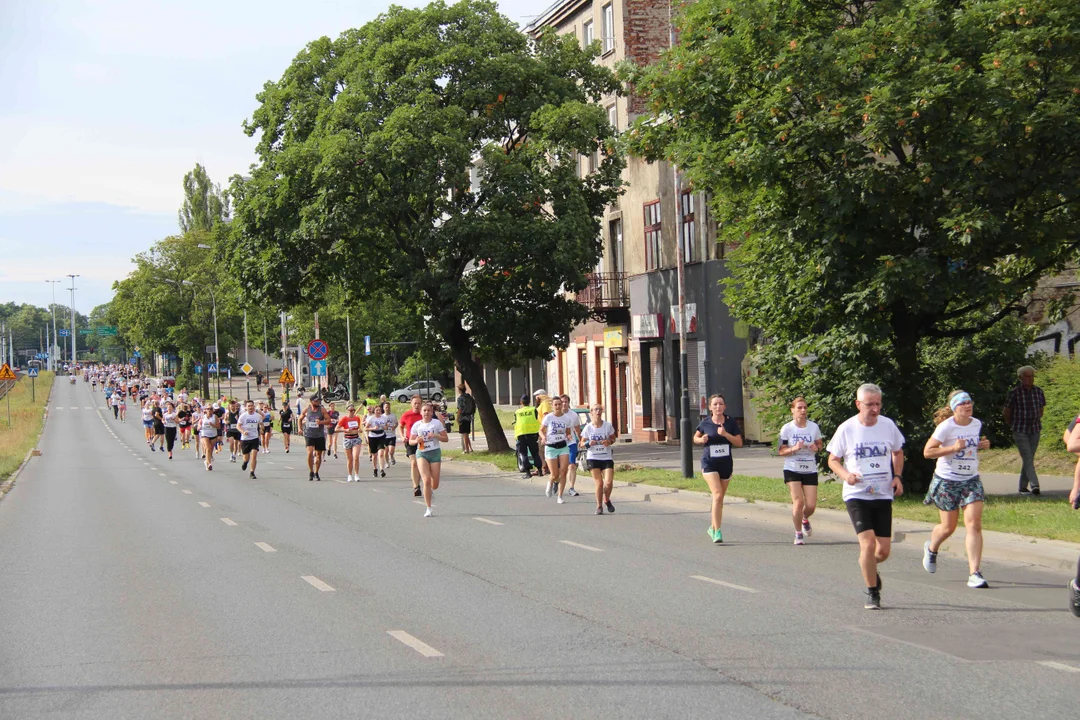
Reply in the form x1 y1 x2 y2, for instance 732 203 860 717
1 380 1078 719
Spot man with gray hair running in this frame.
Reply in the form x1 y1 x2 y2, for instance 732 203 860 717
827 383 905 609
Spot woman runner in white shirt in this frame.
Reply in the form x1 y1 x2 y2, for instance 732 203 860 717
409 402 449 517
581 404 617 515
778 397 823 545
922 390 991 588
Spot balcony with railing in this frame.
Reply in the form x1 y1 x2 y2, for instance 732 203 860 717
576 272 629 312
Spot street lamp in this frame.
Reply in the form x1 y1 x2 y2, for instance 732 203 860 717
67 274 80 365
45 280 60 371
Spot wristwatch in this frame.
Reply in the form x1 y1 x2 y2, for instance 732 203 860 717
892 475 902 481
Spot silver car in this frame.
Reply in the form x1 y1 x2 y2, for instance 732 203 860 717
390 380 444 403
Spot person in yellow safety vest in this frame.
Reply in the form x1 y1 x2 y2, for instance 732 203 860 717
515 394 544 479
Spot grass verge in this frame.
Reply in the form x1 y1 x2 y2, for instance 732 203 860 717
0 372 55 484
446 449 1080 543
978 446 1077 477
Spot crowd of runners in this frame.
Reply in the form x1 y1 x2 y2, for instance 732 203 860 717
68 364 1080 614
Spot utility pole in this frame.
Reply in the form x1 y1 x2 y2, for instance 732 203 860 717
346 312 354 402
67 274 79 366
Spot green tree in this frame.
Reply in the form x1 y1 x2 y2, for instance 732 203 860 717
225 0 624 451
178 162 230 234
627 0 1079 482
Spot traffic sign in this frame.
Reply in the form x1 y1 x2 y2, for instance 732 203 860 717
58 329 70 337
79 328 94 335
279 367 295 385
307 339 329 361
131 351 142 359
241 362 254 375
364 335 371 356
195 364 203 375
28 367 39 378
208 363 218 374
0 363 15 380
97 326 118 336
309 359 327 377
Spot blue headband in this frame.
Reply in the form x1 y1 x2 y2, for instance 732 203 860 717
949 392 972 411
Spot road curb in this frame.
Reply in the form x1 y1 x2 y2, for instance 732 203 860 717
0 377 54 500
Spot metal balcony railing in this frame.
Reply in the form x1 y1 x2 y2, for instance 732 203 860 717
577 272 628 310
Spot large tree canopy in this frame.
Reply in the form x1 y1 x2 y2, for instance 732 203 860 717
225 0 624 450
628 0 1079 478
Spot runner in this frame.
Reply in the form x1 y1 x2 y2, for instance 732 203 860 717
826 383 905 610
539 396 575 504
560 394 582 497
399 395 424 496
778 397 823 545
326 402 341 459
151 401 165 452
279 403 293 454
141 401 155 448
109 389 120 418
300 396 332 481
225 401 242 463
196 403 220 471
177 402 191 448
338 404 364 481
1063 419 1080 616
382 402 398 467
581 404 617 514
260 402 274 454
922 390 991 588
409 401 448 517
118 388 127 423
365 403 390 477
693 394 744 544
162 401 178 459
237 400 263 479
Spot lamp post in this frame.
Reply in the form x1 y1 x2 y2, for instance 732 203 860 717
45 280 60 371
67 274 80 366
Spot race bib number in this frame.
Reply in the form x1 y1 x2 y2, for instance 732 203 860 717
709 444 730 458
953 452 977 478
348 421 359 429
308 420 320 429
856 456 889 487
794 458 815 473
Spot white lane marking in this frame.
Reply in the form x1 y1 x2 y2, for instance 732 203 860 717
334 479 348 484
387 630 444 658
474 517 504 526
284 465 296 470
54 406 63 410
1038 661 1080 673
70 406 78 409
220 517 238 526
560 540 603 552
169 481 178 485
371 488 385 493
413 500 435 506
198 502 211 508
254 542 277 553
159 473 167 477
302 575 335 592
691 575 759 594
181 490 193 495
83 406 93 409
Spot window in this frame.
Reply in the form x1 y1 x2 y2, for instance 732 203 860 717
607 103 618 134
644 200 661 272
609 218 624 274
582 19 594 48
680 191 697 264
602 4 615 53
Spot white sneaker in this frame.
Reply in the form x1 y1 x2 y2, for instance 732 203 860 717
922 541 937 573
424 507 433 518
545 483 553 498
967 571 989 589
794 532 805 546
557 496 565 504
346 474 353 482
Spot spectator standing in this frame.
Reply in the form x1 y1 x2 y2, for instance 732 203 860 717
514 394 542 479
1003 365 1045 495
456 383 476 453
266 384 276 410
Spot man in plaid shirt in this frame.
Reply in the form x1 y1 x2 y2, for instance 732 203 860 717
1003 365 1045 495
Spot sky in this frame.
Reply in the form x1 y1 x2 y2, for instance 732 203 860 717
0 0 542 313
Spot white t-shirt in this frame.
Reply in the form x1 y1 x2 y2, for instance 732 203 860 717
163 411 178 428
779 420 822 474
931 416 982 481
581 421 615 461
198 414 219 438
365 415 389 437
826 415 905 501
541 412 574 445
410 419 446 452
238 411 263 441
565 411 581 445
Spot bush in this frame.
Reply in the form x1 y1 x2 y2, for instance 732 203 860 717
1037 356 1080 453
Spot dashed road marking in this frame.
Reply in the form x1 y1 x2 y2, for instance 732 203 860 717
691 575 759 593
181 490 193 495
302 575 335 592
372 488 385 493
169 481 178 485
559 540 603 552
388 631 444 658
159 473 167 477
220 517 238 526
1038 661 1080 673
198 502 211 508
474 517 504 526
254 542 277 553
284 466 296 470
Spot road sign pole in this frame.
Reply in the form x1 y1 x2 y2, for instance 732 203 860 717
31 375 35 402
346 313 353 403
246 380 250 402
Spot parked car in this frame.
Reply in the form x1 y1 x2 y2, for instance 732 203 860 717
161 376 177 388
390 380 443 403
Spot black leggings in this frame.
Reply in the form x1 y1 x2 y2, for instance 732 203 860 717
165 427 177 452
113 405 119 418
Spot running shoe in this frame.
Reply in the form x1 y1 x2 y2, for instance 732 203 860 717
413 486 422 497
242 460 248 471
315 473 322 481
347 474 354 482
557 497 565 504
595 506 603 515
373 469 378 477
712 528 723 544
605 500 615 513
922 541 937 573
309 472 314 482
794 531 805 546
1032 487 1041 496
545 482 553 498
334 453 338 459
391 459 396 466
380 470 386 478
864 589 881 610
802 519 812 537
424 507 433 518
249 472 257 480
567 488 579 497
967 571 989 589
150 445 156 452
521 473 531 480
208 463 213 471
1069 579 1080 617
707 527 715 541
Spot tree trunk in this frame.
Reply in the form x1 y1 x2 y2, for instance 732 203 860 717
891 307 933 492
447 328 510 453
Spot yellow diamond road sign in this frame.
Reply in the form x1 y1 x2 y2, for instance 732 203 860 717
241 362 254 375
0 363 15 380
279 367 295 385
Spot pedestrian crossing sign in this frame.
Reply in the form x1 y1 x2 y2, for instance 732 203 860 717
279 367 295 385
0 363 15 380
28 367 39 378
